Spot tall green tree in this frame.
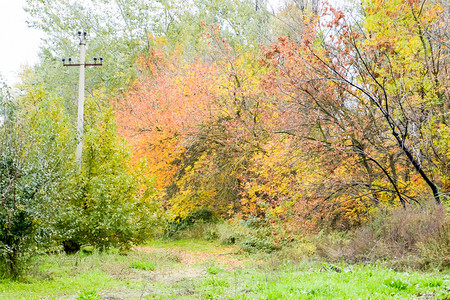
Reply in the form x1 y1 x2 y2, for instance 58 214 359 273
57 95 162 250
0 79 74 278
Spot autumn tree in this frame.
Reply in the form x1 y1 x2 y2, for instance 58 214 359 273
114 0 449 231
263 0 448 219
116 29 274 219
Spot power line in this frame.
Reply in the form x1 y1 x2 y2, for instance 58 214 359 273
62 31 103 166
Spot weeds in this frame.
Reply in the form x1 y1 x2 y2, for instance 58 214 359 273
1 245 448 299
314 205 450 271
76 289 101 300
129 261 156 271
2 210 449 299
383 278 410 290
206 265 224 275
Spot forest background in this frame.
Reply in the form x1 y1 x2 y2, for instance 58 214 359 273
0 0 448 279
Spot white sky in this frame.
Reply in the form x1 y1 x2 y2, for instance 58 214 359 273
0 0 44 86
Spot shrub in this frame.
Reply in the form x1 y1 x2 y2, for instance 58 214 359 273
0 84 73 278
240 235 279 253
215 218 283 253
314 205 449 270
165 208 217 238
57 107 162 251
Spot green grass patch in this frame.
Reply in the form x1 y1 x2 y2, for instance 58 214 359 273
206 265 225 275
145 238 234 252
1 241 448 299
0 271 116 299
129 260 156 271
76 289 101 300
233 265 450 299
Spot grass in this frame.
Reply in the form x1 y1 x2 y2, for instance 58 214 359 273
76 289 101 300
0 240 448 299
129 261 156 271
145 238 232 253
140 263 449 299
0 271 115 299
206 265 224 275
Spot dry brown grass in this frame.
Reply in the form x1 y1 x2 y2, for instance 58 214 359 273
314 205 449 270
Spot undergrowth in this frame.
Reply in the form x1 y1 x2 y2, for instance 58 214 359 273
313 205 449 271
2 248 447 299
164 205 449 271
1 205 448 298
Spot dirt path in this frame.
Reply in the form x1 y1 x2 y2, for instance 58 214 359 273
98 245 251 299
134 245 247 268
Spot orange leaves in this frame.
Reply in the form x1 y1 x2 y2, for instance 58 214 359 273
114 0 446 231
116 50 220 188
256 0 448 226
116 37 276 218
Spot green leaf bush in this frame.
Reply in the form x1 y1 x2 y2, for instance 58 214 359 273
57 103 162 251
0 83 73 278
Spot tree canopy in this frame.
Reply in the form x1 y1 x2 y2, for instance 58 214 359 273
1 0 448 277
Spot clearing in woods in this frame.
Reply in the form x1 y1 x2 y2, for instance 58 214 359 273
0 239 449 299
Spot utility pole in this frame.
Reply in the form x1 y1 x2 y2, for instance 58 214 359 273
62 31 103 166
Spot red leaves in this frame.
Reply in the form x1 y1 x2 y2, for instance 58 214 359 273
114 0 446 230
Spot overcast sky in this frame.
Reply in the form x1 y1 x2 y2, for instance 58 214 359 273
0 0 44 86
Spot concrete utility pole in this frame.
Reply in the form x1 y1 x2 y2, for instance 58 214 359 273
62 31 103 166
